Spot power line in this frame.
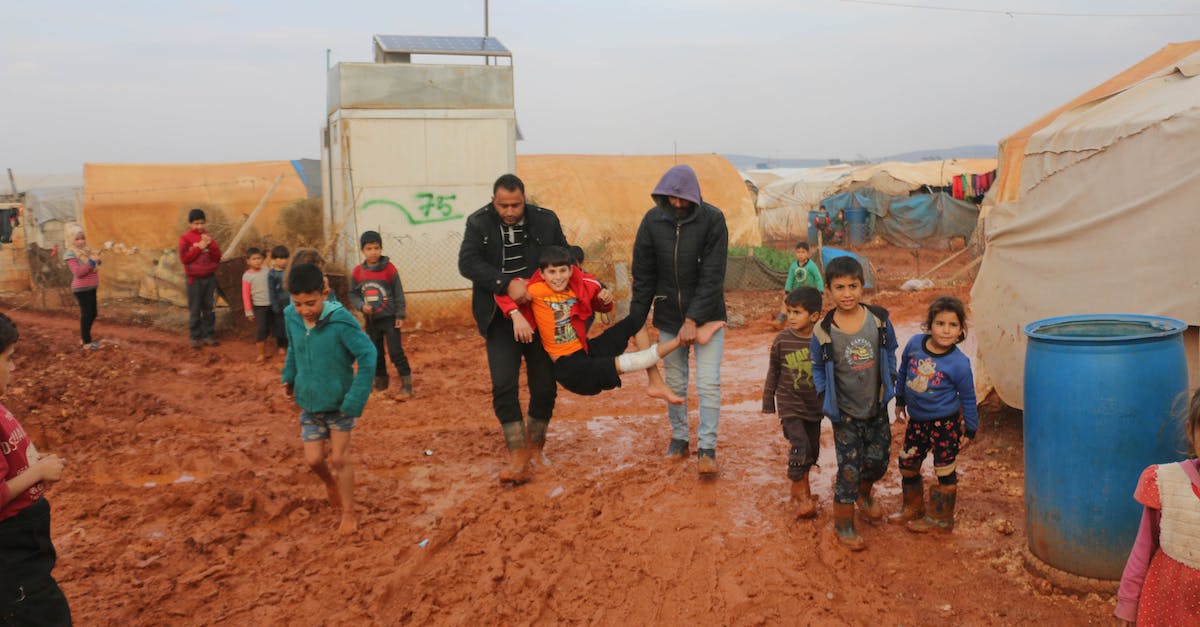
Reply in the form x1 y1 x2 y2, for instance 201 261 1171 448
839 0 1200 17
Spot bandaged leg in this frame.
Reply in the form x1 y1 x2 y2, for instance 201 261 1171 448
617 344 661 373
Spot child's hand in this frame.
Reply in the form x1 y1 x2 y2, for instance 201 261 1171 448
394 318 403 329
598 288 613 305
35 454 67 483
362 304 374 316
245 311 254 320
894 406 908 423
512 314 534 343
959 434 974 452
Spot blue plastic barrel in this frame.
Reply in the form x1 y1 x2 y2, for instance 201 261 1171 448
844 207 868 245
1023 314 1188 580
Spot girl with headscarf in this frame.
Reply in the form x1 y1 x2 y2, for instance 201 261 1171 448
63 223 101 350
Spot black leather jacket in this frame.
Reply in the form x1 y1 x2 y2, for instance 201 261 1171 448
458 202 568 336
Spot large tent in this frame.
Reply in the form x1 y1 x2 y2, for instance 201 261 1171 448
82 161 312 301
972 42 1200 408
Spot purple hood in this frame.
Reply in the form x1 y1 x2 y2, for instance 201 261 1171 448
651 164 703 208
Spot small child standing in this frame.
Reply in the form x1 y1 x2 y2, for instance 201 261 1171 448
776 242 824 326
0 312 73 624
241 247 274 362
178 208 222 349
763 286 825 519
349 231 413 398
1115 387 1200 623
63 223 102 350
267 245 290 356
890 296 977 532
812 256 898 550
281 264 376 534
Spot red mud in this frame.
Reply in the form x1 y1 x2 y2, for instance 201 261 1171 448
0 246 1111 625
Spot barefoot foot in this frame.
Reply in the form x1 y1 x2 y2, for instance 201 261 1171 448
337 515 358 535
696 321 727 345
648 382 685 405
324 481 341 509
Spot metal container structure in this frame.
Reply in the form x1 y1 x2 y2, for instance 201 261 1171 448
1023 314 1189 580
323 35 516 326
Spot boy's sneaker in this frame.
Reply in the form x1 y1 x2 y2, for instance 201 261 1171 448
664 438 689 459
373 375 389 391
697 449 718 476
191 340 203 350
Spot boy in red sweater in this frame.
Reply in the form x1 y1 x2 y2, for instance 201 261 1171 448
178 208 223 349
0 312 73 624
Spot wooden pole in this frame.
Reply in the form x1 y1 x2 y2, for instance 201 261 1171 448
225 174 283 256
917 246 969 280
948 256 983 283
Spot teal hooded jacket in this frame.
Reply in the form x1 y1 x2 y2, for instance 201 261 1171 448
280 299 377 417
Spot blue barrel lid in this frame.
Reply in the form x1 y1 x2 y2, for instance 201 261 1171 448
1025 314 1186 343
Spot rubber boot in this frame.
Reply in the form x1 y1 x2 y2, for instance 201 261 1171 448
498 421 531 485
373 374 389 392
887 476 925 524
791 473 817 519
907 484 957 533
526 416 551 469
255 341 266 363
833 502 866 551
856 481 883 523
396 375 414 401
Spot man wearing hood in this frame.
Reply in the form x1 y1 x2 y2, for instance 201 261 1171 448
459 174 569 485
630 164 729 476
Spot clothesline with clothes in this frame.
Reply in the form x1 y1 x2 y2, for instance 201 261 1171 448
950 170 996 203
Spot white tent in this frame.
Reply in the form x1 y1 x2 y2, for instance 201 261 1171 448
972 42 1200 408
753 165 857 242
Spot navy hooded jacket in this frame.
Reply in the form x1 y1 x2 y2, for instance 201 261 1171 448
629 165 729 334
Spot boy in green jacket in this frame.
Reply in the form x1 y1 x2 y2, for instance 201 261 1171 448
281 263 377 534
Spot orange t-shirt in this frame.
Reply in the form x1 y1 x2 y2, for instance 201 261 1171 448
528 281 582 358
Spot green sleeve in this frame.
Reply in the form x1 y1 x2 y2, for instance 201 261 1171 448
338 324 378 418
784 261 799 292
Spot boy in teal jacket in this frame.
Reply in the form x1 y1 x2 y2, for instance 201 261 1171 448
281 263 377 535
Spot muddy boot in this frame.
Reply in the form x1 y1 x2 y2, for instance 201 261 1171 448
833 502 866 551
526 416 551 468
498 421 532 485
855 481 883 523
400 375 414 398
373 374 389 392
908 485 957 533
791 473 817 519
887 476 925 524
697 449 719 476
664 438 689 459
255 341 267 363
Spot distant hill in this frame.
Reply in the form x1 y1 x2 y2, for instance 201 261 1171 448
723 144 996 171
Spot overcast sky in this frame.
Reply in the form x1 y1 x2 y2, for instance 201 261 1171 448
3 0 1198 173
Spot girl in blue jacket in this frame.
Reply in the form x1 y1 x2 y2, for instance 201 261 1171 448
890 296 978 533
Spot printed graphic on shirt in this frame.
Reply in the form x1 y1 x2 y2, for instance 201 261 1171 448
784 347 814 389
845 338 876 372
906 356 946 394
548 298 577 344
358 279 390 312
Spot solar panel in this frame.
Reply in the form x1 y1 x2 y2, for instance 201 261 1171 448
373 35 511 57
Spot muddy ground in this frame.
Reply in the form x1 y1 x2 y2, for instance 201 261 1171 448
0 245 1113 625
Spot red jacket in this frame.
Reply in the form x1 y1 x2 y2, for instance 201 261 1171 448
0 403 45 523
496 266 613 353
178 229 222 280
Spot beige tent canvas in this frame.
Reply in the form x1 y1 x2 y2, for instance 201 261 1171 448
83 162 311 301
825 159 997 197
972 42 1200 409
754 165 857 242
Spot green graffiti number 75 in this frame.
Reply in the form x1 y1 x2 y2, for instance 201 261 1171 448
361 193 463 225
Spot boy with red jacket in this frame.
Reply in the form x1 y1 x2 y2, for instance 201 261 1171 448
349 231 413 398
177 208 222 349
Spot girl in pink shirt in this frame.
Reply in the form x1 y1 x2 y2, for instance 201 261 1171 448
63 223 101 350
1115 387 1200 624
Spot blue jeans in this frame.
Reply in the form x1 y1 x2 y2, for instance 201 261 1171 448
660 327 724 451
